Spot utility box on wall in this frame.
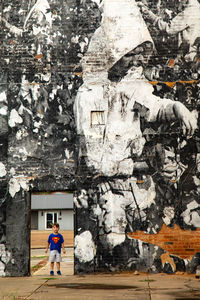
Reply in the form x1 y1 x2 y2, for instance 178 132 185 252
1 0 200 276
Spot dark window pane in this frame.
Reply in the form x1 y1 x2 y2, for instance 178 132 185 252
47 213 53 228
54 213 57 223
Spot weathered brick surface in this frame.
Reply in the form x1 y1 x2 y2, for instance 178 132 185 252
128 224 200 259
1 0 200 276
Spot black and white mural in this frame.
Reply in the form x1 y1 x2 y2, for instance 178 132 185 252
0 0 101 276
1 0 200 276
74 0 200 273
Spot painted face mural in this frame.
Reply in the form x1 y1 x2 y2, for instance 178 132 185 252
74 0 200 274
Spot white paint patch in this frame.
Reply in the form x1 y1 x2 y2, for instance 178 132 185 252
3 5 11 12
92 204 102 217
59 105 63 114
9 168 16 175
162 207 175 226
181 201 200 227
187 200 199 210
74 190 88 209
0 261 5 276
0 163 6 178
0 106 7 115
19 147 28 156
79 41 86 53
91 0 102 7
18 105 32 116
102 190 128 234
8 109 23 127
74 231 96 263
16 128 29 141
105 232 126 248
9 178 21 197
9 177 29 197
41 73 51 82
24 0 52 29
16 130 22 140
0 244 11 276
64 149 70 159
49 88 57 99
19 147 28 161
0 91 6 102
19 178 29 191
71 36 79 43
34 121 41 128
191 212 200 227
64 149 71 159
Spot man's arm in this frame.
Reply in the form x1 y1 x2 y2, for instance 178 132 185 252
0 16 23 36
156 11 189 36
137 2 189 35
157 101 197 136
127 81 197 137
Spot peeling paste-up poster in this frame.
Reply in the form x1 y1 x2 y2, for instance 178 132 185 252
0 0 102 276
74 0 200 273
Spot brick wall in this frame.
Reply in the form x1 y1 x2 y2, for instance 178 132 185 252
128 224 200 259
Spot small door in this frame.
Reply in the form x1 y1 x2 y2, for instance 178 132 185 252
45 212 58 229
31 211 38 230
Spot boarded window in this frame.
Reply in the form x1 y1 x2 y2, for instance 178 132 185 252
91 111 105 126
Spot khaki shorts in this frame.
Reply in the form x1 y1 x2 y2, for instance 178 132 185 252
49 250 62 262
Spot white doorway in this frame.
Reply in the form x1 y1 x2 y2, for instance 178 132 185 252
45 212 58 229
30 191 74 276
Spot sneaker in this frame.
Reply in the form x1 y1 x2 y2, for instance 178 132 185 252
57 271 62 275
50 271 54 276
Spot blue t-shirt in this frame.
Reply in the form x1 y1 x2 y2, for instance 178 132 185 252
48 233 64 253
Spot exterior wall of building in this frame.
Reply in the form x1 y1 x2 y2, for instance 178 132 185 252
1 0 200 277
74 0 200 274
31 192 74 210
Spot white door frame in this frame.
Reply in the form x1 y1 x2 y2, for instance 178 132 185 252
45 211 58 230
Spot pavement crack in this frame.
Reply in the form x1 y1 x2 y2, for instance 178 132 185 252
147 276 152 300
24 279 49 299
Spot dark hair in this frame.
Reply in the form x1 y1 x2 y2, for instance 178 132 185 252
52 223 60 228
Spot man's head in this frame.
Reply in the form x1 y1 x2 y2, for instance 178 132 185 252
52 223 60 234
108 41 154 81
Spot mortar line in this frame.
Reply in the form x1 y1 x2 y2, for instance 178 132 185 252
24 278 49 299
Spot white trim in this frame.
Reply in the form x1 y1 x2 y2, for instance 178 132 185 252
45 211 58 230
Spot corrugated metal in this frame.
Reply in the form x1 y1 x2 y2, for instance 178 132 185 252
31 193 73 209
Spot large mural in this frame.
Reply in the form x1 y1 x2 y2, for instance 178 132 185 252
0 0 101 276
1 0 200 276
74 0 200 273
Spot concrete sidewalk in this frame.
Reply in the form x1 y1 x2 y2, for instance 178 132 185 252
0 273 200 300
31 248 74 274
33 255 74 276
